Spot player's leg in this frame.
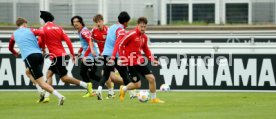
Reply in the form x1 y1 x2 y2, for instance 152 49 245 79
96 64 113 100
42 70 54 103
26 68 43 93
80 60 95 97
119 66 141 101
25 53 65 105
46 70 54 85
139 66 164 103
115 65 130 86
26 68 44 103
96 56 115 100
105 77 115 99
109 71 124 85
60 74 93 94
36 77 65 106
51 56 93 95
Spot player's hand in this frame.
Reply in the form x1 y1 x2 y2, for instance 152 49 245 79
91 51 97 57
117 59 122 66
42 48 46 56
70 54 76 64
82 56 87 62
14 51 20 57
152 60 159 66
107 59 115 65
77 52 81 57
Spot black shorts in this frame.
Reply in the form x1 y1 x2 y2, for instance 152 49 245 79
99 55 130 85
102 55 117 71
48 55 69 78
24 53 44 80
128 65 152 83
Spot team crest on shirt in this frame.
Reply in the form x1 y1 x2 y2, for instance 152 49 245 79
135 38 140 41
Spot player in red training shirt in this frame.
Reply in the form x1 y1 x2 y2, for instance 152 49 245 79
116 17 164 103
39 11 93 102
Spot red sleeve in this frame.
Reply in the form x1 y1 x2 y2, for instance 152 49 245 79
78 47 83 54
38 36 45 49
61 29 75 56
84 48 91 57
91 28 95 39
82 31 94 57
8 34 17 55
142 36 155 62
30 28 44 36
111 28 126 60
118 31 135 57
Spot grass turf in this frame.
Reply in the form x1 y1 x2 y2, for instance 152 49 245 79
0 91 275 119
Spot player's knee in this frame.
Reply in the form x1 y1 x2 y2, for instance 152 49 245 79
60 75 69 82
135 81 141 88
147 75 156 83
46 72 53 80
131 76 140 83
25 69 30 75
38 82 48 90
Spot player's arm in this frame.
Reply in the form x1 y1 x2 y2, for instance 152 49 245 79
142 36 158 65
62 29 75 61
78 47 83 56
31 28 44 36
32 28 46 53
8 34 19 57
117 31 135 58
111 28 126 60
37 36 46 55
82 31 96 57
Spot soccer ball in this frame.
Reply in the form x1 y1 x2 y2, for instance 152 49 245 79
137 90 149 103
160 84 170 92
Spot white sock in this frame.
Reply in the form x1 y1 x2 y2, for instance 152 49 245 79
97 86 103 93
52 90 63 99
129 91 133 97
122 86 128 92
35 84 43 94
79 81 87 88
151 93 156 99
44 92 50 98
108 88 114 95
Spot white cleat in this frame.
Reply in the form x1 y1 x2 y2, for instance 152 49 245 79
96 92 103 100
58 96 65 106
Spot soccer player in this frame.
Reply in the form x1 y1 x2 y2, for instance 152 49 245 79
9 17 65 105
71 15 100 97
95 11 131 100
116 17 165 103
9 26 46 103
8 51 45 102
91 14 124 99
39 11 93 101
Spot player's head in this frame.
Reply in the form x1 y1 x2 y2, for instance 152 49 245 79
71 16 85 30
93 14 104 28
137 17 148 34
16 17 28 27
40 11 54 23
118 11 130 28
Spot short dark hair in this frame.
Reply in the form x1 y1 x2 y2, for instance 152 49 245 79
71 16 85 26
93 14 103 23
137 17 148 24
16 17 27 27
118 11 130 24
40 11 54 23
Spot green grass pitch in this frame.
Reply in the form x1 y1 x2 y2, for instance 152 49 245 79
0 91 276 119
